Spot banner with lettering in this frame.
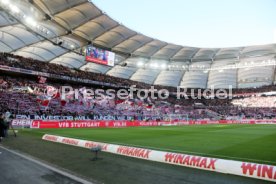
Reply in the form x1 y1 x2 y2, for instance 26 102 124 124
42 134 276 182
12 119 276 129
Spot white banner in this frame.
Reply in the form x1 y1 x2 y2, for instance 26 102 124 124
42 134 276 182
12 119 32 128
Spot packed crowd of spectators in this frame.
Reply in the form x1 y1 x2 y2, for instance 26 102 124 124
1 52 276 120
232 96 276 108
0 75 215 120
1 75 276 119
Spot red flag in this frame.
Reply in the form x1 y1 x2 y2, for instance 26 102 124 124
54 92 60 99
115 100 124 104
40 100 50 106
60 100 67 107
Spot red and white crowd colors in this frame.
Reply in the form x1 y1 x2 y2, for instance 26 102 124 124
42 134 276 182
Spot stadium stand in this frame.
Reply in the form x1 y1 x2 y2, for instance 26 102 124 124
1 53 276 120
0 1 276 183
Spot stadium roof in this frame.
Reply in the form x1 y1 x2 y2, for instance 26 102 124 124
0 0 276 88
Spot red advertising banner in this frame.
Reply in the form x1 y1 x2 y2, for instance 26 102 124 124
31 120 160 129
30 119 276 129
85 56 109 65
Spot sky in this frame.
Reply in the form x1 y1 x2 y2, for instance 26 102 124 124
92 0 276 48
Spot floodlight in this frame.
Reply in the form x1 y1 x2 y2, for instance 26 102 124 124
25 16 37 27
9 4 20 13
161 64 167 69
150 63 158 68
1 0 10 5
137 62 144 67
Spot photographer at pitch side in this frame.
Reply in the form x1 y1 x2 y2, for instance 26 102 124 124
0 113 6 142
3 111 12 138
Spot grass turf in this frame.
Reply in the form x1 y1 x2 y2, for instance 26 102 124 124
2 130 272 184
26 124 276 165
2 124 276 184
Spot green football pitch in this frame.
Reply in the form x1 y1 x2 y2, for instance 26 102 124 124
31 124 276 165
